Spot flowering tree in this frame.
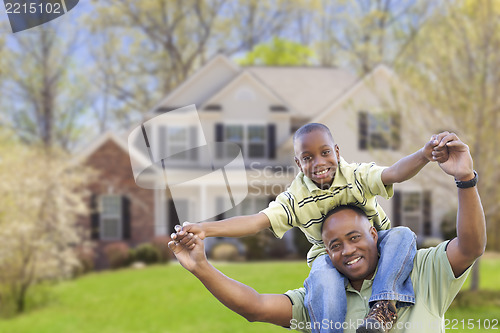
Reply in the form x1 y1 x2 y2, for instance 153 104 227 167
0 136 93 314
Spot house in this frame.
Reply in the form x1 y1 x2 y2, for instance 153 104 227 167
78 55 455 268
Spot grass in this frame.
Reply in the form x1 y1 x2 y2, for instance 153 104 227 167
0 255 498 333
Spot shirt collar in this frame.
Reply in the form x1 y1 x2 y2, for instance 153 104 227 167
345 265 379 292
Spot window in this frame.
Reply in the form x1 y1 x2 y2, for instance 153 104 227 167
401 192 422 235
248 126 266 158
219 124 267 159
225 125 244 157
100 195 122 240
219 196 269 219
161 126 189 160
358 111 400 150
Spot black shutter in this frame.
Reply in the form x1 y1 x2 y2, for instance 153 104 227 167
168 199 180 233
358 111 368 150
189 126 198 160
215 123 224 158
391 114 401 150
215 197 225 221
90 194 100 240
392 190 401 227
122 196 131 240
268 124 276 159
422 191 432 236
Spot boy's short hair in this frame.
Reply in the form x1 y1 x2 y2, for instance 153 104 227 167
293 123 335 144
321 205 368 233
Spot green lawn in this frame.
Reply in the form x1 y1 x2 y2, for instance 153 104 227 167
0 256 499 333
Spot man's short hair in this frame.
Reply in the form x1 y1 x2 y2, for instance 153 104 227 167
293 123 335 144
321 205 369 233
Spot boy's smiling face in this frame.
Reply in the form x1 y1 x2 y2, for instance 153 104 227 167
294 129 340 189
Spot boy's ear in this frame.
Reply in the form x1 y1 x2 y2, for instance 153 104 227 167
294 157 302 171
334 144 340 160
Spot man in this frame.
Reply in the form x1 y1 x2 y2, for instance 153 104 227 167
169 133 486 333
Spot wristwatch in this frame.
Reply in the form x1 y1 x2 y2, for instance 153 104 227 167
455 170 478 188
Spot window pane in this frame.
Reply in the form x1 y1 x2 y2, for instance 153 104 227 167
227 142 242 157
403 193 421 212
367 113 391 149
225 126 243 141
102 196 121 215
248 126 265 142
102 218 120 239
168 127 187 142
249 143 265 158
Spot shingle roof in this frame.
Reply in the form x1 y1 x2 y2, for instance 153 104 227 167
247 66 357 118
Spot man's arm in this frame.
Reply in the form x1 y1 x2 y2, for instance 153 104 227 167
437 134 486 277
168 234 293 326
174 212 271 240
381 132 450 185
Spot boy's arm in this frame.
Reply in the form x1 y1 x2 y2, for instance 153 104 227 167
175 212 271 240
381 131 450 185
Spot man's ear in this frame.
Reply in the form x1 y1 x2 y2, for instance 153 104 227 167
294 157 302 172
369 226 378 243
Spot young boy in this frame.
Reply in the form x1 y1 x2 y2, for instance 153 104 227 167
173 123 448 333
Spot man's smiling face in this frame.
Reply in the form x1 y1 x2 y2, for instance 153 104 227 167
321 207 379 290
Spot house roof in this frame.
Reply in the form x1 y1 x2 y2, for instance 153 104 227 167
247 66 357 118
71 131 130 165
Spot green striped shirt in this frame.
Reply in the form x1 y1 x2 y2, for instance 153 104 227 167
261 157 393 266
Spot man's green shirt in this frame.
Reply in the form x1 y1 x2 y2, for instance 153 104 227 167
285 241 472 333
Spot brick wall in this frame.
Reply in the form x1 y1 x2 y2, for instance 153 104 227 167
81 138 156 268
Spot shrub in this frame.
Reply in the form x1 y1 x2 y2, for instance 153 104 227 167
210 243 242 261
73 246 95 276
151 236 174 263
131 243 160 265
241 230 273 260
103 242 131 269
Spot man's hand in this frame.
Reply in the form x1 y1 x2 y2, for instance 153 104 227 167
423 132 450 163
435 133 474 181
176 222 207 240
168 232 207 273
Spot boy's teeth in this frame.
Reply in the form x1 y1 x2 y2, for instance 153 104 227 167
315 169 328 175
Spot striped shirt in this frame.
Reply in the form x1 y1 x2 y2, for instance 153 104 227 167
261 157 393 266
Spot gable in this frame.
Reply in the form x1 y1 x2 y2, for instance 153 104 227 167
202 71 292 120
152 55 240 112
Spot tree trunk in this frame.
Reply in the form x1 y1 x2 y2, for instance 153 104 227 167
470 259 480 291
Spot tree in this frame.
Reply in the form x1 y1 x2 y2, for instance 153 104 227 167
86 0 301 126
238 37 315 66
0 134 93 315
308 0 434 72
1 24 91 150
396 0 500 290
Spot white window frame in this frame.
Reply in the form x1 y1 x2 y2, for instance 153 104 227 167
99 195 122 241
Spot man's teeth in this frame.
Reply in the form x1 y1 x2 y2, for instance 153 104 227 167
347 257 361 265
315 169 328 175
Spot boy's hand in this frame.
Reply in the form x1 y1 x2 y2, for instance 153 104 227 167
423 132 450 163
